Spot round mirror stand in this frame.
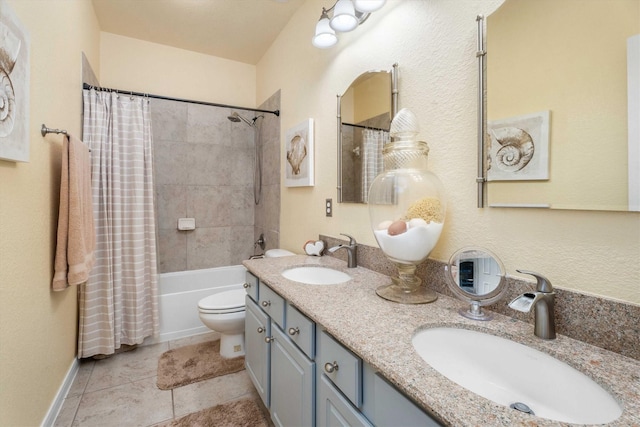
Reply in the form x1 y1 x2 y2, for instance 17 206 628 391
461 301 492 321
445 247 508 321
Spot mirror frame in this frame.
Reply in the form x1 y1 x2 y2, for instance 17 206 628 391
337 63 399 203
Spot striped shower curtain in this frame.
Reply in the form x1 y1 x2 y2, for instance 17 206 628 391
77 89 159 358
361 129 388 203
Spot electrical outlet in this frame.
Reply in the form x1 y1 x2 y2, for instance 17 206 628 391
325 198 332 217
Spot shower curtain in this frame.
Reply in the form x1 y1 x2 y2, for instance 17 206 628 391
77 89 159 358
361 128 388 203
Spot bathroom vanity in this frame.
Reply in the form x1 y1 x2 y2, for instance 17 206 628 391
244 267 439 426
243 255 640 426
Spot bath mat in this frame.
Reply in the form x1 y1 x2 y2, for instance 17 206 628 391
159 397 270 427
157 340 245 390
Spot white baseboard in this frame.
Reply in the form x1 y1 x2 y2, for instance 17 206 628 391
40 357 79 427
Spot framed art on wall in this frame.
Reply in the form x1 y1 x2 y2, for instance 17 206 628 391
487 110 550 181
285 118 314 187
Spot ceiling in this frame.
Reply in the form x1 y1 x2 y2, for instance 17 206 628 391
91 0 306 65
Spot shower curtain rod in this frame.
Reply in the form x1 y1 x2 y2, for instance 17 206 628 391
82 83 280 117
342 122 389 132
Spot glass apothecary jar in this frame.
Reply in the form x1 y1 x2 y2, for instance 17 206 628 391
368 109 446 304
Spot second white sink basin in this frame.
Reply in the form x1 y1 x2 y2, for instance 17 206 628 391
412 327 622 424
281 266 351 285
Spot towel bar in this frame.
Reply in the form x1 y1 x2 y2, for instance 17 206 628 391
41 124 68 137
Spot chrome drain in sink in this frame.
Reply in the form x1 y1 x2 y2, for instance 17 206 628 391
510 402 535 415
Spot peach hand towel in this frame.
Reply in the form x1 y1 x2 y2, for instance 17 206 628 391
52 135 95 291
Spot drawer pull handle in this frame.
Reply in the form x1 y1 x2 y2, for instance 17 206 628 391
243 282 251 289
265 336 275 343
261 300 271 307
288 327 300 336
257 327 265 334
324 361 339 373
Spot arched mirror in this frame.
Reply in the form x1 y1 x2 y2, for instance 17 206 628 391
479 0 640 211
445 247 507 321
337 63 398 203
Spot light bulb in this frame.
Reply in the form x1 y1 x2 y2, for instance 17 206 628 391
330 0 358 32
353 0 386 13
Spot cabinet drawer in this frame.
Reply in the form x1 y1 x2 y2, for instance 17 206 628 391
317 375 372 427
319 330 362 407
286 304 315 359
259 284 285 329
244 271 259 301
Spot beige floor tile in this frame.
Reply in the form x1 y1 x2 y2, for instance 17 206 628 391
67 360 95 398
73 376 173 427
85 342 170 393
168 331 219 349
172 370 254 417
53 394 81 427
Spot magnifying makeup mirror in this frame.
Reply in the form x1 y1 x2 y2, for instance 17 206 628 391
445 247 507 321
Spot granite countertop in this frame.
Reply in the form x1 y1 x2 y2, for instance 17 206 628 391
244 255 640 427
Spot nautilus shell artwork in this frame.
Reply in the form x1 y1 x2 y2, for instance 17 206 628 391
490 126 534 172
0 22 20 137
286 134 307 175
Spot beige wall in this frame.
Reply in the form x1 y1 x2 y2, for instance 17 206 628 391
0 1 100 425
257 0 640 304
100 32 256 108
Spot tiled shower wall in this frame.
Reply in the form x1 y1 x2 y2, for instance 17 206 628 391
255 91 281 254
151 93 281 274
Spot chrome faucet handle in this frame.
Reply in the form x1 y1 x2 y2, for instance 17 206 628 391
339 233 356 246
516 269 553 293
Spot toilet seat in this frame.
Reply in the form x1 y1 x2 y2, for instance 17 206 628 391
198 289 246 314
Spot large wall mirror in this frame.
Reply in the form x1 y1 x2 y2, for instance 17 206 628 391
337 63 398 203
481 0 639 211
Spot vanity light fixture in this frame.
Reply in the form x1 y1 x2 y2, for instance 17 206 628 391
312 8 338 48
312 0 386 48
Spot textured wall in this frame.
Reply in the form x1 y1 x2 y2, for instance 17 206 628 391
99 32 256 108
0 1 101 425
257 0 640 304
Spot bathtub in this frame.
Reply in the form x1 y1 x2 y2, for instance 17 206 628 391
157 265 247 342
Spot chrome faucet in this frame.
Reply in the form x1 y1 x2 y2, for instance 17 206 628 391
328 233 358 268
509 270 556 339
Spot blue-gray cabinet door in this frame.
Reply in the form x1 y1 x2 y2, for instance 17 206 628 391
270 322 315 427
317 375 373 427
245 297 270 407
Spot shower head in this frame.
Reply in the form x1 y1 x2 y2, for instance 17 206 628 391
228 111 254 127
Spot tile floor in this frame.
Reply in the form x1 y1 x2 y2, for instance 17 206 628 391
54 332 263 426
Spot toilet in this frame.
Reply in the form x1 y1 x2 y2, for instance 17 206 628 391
197 248 295 358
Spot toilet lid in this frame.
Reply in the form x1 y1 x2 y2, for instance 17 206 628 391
198 289 246 312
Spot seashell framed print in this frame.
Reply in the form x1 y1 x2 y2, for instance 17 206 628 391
487 110 550 181
285 118 314 187
0 0 30 162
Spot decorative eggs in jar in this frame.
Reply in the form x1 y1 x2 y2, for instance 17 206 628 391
368 108 446 304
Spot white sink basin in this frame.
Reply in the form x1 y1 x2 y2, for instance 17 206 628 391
412 327 622 424
281 266 351 285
